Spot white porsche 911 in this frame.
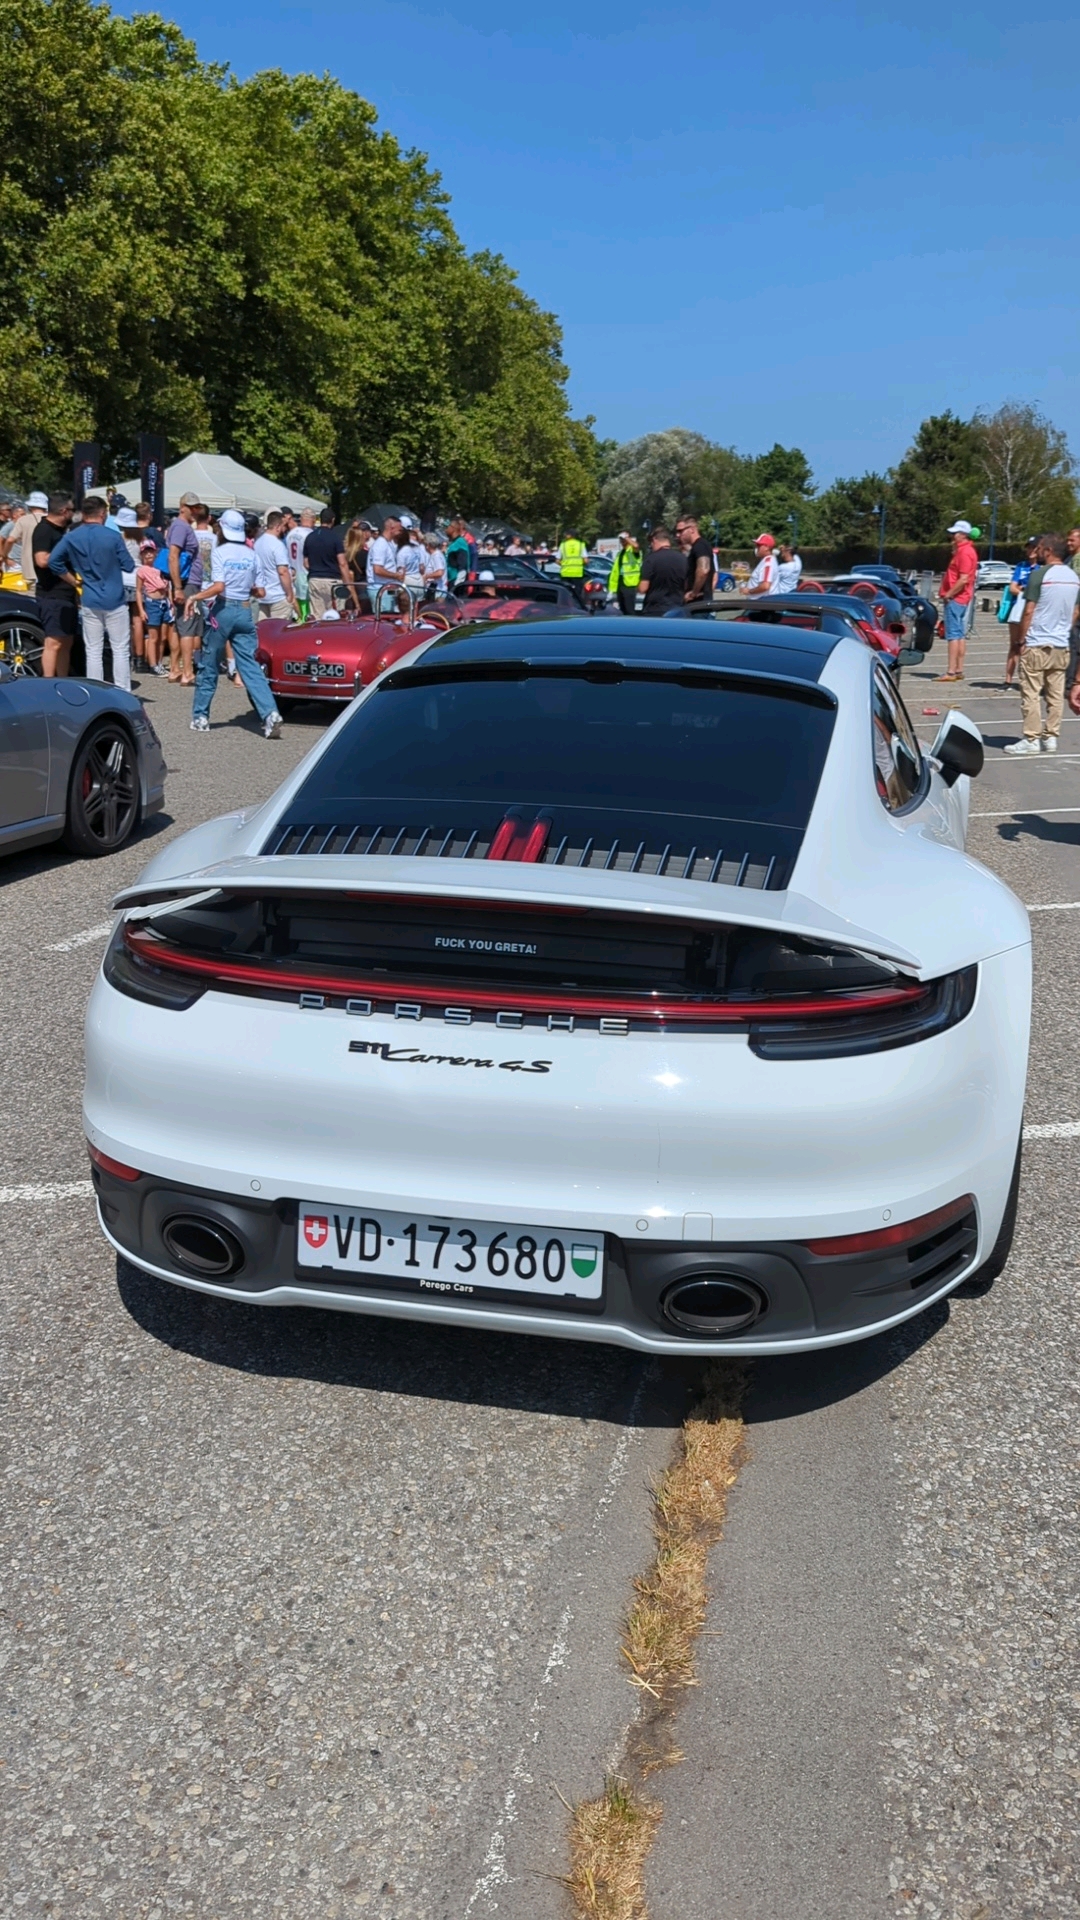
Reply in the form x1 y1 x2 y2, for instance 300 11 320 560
85 618 1030 1355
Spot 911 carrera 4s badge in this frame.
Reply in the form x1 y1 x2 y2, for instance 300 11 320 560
348 1040 551 1072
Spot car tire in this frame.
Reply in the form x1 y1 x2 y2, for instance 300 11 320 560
62 718 140 857
956 1135 1022 1296
0 612 45 676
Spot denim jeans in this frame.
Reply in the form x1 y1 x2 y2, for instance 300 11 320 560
193 600 276 722
81 604 131 690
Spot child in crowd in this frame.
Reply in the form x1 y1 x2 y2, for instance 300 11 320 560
135 540 172 675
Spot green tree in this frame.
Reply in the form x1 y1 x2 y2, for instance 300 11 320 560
598 428 712 531
972 401 1078 542
0 0 595 524
890 412 982 541
805 472 890 549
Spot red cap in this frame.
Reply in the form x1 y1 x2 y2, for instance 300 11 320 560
755 532 776 549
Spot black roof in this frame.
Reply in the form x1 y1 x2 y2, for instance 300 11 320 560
418 616 841 684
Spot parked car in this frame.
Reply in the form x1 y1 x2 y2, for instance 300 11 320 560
0 659 166 858
87 617 1028 1357
975 560 1014 589
678 593 910 664
0 587 46 677
844 570 938 648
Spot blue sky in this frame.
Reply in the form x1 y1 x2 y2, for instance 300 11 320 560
142 0 1076 485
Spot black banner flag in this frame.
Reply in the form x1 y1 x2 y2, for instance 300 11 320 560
72 441 100 507
138 434 167 526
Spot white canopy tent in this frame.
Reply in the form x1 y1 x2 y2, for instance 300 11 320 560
114 451 325 516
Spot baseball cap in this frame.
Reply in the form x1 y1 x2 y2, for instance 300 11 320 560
754 532 776 548
946 519 972 535
478 569 495 583
27 490 48 510
179 491 200 508
116 506 138 528
399 513 415 529
219 508 246 541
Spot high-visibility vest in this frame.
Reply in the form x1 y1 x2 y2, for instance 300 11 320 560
609 545 641 591
559 537 586 578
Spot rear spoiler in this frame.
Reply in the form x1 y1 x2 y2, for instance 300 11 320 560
112 854 922 973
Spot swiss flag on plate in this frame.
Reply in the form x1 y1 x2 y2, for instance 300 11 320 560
303 1215 329 1250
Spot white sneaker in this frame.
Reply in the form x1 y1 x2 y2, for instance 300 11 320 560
1004 737 1041 755
263 710 283 739
190 715 210 733
1042 735 1058 753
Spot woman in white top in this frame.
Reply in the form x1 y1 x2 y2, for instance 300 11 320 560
181 508 283 738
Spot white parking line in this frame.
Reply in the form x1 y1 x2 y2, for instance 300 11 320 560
46 922 113 953
969 806 1080 818
1023 1122 1080 1140
0 1180 94 1205
1026 902 1080 912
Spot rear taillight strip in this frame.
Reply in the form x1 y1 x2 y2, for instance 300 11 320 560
123 927 924 1026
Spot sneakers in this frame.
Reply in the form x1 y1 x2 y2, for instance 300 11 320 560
263 710 283 739
190 715 210 733
153 661 170 677
1004 737 1040 755
1043 735 1058 753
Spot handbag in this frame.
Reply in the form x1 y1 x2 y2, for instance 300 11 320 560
996 586 1013 623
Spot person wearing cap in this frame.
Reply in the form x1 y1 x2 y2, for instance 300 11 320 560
936 519 979 680
180 508 283 738
608 533 643 615
2 490 50 585
745 532 780 597
1002 536 1040 687
30 493 75 677
114 506 145 667
46 495 135 690
163 491 205 683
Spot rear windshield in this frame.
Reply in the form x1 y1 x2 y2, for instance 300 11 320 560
270 670 836 886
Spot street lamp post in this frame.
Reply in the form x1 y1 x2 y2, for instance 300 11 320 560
873 501 886 564
982 493 998 560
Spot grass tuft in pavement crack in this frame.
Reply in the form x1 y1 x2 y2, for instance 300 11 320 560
565 1360 748 1919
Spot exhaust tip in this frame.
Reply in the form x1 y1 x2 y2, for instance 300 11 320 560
661 1272 764 1337
162 1215 245 1278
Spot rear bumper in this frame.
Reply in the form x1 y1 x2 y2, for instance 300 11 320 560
92 1161 985 1355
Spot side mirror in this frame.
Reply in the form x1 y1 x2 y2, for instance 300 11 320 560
896 646 924 668
931 709 983 787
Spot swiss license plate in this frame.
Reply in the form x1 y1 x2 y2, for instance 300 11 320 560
296 1205 604 1302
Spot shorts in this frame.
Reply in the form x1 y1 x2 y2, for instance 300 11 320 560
173 601 204 639
944 599 970 641
35 594 78 641
143 598 172 630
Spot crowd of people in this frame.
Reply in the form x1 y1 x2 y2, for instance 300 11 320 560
5 484 1080 749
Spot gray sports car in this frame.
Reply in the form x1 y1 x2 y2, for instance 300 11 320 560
0 661 166 858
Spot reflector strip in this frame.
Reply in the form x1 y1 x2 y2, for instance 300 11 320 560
123 927 925 1026
802 1194 974 1257
87 1142 142 1182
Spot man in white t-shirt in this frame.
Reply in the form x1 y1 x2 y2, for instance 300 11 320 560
367 514 405 610
284 510 315 612
252 511 297 620
1004 533 1079 754
745 532 779 597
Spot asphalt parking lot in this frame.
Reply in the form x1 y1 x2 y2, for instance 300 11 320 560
2 612 1078 1918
